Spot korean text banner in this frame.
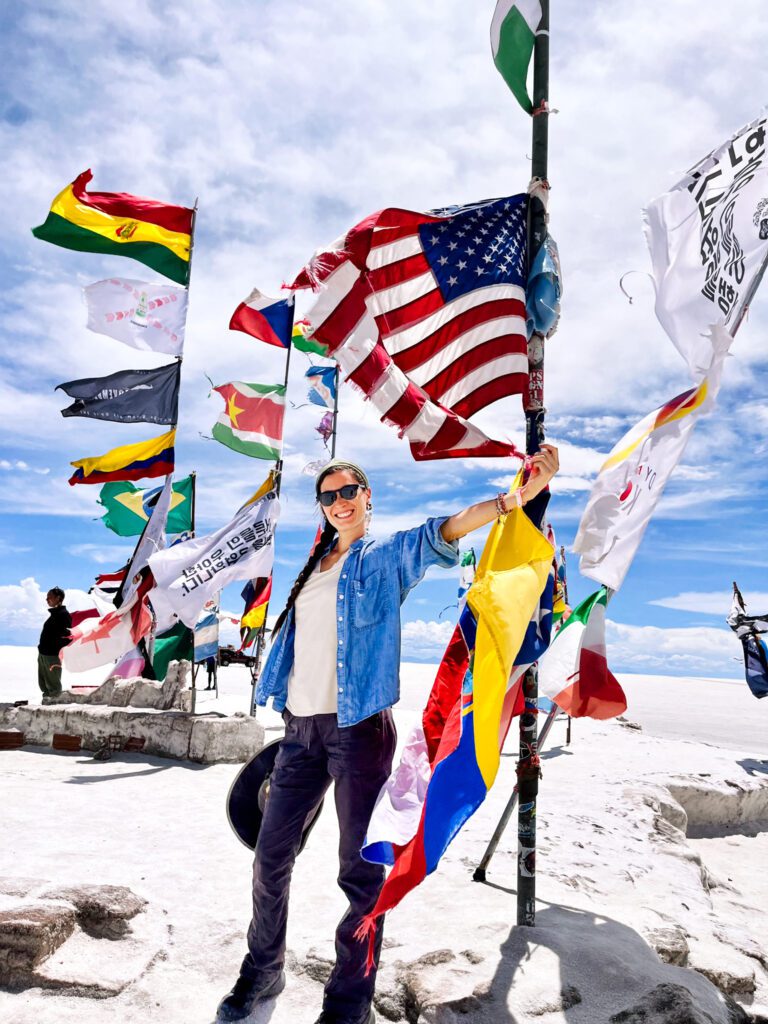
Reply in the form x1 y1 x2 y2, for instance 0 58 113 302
644 113 768 380
148 492 279 627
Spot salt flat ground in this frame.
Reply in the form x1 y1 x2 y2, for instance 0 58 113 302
1 646 767 1023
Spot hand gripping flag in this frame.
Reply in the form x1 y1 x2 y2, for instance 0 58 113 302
69 429 176 485
491 1 543 114
212 382 285 461
32 170 193 285
57 361 180 425
291 196 529 460
229 288 295 348
98 476 193 537
357 500 553 962
305 365 337 409
644 113 768 381
84 278 188 356
537 587 627 719
573 325 731 592
148 487 279 628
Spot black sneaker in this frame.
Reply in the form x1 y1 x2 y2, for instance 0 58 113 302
313 1007 375 1024
217 971 285 1021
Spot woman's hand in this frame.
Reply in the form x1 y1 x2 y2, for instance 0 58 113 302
521 443 559 503
439 444 560 542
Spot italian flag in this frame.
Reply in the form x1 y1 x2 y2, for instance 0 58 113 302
537 587 627 720
212 382 285 461
490 0 543 114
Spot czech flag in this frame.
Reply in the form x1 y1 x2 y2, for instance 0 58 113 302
229 288 295 348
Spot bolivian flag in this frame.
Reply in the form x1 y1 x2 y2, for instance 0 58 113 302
69 429 176 485
33 170 193 285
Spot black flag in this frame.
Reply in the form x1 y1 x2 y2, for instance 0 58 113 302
57 362 180 425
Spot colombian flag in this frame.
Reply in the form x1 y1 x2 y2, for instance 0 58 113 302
356 499 554 966
69 429 176 485
33 170 193 285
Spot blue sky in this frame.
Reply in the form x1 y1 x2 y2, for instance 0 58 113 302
1 1 767 677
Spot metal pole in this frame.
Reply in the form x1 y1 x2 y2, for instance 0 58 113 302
517 0 550 929
330 365 340 459
248 340 292 716
474 703 558 882
189 469 197 715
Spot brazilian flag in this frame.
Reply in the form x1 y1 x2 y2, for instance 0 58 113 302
99 476 193 537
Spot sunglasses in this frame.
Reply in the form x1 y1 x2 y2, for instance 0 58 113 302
318 483 364 507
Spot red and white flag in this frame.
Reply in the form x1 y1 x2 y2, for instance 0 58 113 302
62 576 153 673
292 196 530 460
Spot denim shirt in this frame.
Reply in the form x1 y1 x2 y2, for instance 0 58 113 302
255 517 459 727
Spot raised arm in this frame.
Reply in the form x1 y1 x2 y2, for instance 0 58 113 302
440 445 560 543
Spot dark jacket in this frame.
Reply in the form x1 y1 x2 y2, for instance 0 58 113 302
38 606 72 656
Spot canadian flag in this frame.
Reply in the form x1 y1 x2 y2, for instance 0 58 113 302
62 574 153 673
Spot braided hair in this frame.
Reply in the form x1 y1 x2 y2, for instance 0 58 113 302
270 463 368 638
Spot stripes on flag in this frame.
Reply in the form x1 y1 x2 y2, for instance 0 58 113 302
211 382 285 461
292 197 529 460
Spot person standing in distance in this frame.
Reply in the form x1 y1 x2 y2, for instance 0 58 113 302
218 447 559 1024
37 587 72 703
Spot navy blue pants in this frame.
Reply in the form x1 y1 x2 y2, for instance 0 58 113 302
240 709 397 1018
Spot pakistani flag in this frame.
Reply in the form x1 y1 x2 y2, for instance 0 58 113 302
491 0 543 113
212 382 285 461
537 587 627 720
98 476 193 537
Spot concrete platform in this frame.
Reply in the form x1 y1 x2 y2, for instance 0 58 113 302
0 704 264 764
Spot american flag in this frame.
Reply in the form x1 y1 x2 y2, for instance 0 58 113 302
292 195 529 460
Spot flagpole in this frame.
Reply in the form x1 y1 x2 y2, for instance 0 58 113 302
517 0 550 930
330 364 340 459
248 339 293 716
189 469 198 714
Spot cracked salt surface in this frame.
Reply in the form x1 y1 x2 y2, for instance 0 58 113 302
1 646 767 1023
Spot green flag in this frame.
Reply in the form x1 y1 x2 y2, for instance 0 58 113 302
99 476 193 537
291 322 328 357
491 0 542 114
152 622 194 682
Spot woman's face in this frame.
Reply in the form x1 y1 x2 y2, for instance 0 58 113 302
318 469 370 538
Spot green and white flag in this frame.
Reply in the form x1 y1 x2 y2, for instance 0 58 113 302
490 0 543 113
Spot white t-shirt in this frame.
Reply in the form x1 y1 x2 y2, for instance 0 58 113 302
286 551 349 716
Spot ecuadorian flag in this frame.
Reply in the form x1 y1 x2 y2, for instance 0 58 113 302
33 170 193 285
69 429 176 486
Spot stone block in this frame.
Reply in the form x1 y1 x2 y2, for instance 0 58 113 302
38 884 146 939
0 902 77 978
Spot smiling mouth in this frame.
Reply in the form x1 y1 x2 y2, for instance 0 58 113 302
334 508 354 520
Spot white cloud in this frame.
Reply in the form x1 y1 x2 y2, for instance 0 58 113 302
0 577 98 637
649 591 768 615
67 543 134 566
606 619 742 677
401 619 455 661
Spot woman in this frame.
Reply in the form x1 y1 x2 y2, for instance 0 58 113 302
218 446 559 1024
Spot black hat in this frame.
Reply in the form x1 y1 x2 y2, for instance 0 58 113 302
226 739 324 852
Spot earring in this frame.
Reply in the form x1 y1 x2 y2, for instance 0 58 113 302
365 501 373 533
